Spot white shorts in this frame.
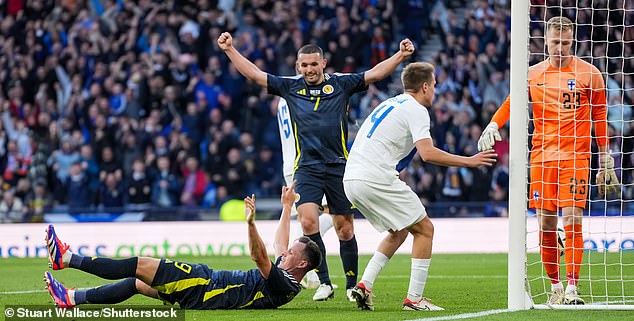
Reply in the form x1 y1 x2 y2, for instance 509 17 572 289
343 178 427 232
285 174 327 218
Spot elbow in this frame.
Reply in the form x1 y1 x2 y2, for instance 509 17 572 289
419 150 433 163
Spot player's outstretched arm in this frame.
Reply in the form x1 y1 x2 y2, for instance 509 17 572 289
218 32 268 87
274 180 296 258
478 96 510 151
416 138 498 167
364 38 414 85
245 194 273 278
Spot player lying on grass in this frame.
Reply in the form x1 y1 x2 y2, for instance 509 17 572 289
43 181 322 309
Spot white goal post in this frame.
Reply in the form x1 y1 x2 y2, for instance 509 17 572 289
508 0 530 311
508 0 634 311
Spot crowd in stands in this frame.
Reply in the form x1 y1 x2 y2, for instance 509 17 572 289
0 0 632 222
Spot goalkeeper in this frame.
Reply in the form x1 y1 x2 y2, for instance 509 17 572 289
478 16 619 306
43 181 322 309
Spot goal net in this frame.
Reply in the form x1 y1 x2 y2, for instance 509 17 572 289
509 0 634 310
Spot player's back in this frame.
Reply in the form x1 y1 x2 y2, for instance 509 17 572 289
277 98 296 178
528 56 606 163
345 93 431 184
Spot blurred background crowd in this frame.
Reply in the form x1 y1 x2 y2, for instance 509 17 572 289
0 0 632 222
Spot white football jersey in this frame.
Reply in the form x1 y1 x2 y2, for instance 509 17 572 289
277 98 296 177
344 93 431 184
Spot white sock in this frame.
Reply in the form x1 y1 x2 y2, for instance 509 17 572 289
565 284 577 294
67 288 77 305
407 258 431 302
319 214 333 236
551 282 564 291
62 249 73 266
360 252 389 291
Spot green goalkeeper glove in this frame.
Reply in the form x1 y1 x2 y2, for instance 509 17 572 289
596 153 620 198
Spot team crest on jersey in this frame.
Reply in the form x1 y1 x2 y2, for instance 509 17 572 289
567 79 576 91
295 193 301 204
533 190 540 202
322 84 334 94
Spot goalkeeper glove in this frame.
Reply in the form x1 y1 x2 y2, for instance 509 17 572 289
596 152 620 197
477 123 502 151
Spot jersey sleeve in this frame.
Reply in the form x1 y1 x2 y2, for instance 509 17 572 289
267 74 290 97
490 95 511 127
408 107 432 143
589 68 608 147
265 259 299 295
336 72 368 95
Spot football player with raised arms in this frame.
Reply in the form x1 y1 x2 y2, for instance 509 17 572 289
219 31 414 301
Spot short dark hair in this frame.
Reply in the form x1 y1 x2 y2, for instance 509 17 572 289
297 44 323 59
297 236 321 271
401 62 435 92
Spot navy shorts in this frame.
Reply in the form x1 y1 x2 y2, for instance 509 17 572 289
151 258 212 309
293 163 354 215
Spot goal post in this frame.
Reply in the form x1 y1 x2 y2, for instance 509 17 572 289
509 0 634 310
508 0 530 311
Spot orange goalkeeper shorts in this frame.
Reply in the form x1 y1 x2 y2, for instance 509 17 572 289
529 159 590 212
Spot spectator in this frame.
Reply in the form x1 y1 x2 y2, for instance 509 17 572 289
66 162 91 210
3 140 30 186
220 148 249 200
180 155 206 206
0 189 26 223
97 172 126 210
126 159 152 208
24 179 53 222
151 155 180 207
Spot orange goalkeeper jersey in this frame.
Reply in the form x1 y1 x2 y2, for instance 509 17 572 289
491 56 608 164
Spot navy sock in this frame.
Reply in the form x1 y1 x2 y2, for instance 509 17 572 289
306 232 331 285
76 278 138 304
340 235 358 289
73 255 138 280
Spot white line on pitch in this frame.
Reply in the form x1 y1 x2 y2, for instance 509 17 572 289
330 275 507 279
0 289 48 294
404 309 513 321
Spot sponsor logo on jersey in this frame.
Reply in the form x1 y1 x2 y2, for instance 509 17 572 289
296 89 307 95
309 89 321 96
322 84 334 94
533 190 540 202
567 79 576 91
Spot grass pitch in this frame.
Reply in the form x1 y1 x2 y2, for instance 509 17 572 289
1 253 633 320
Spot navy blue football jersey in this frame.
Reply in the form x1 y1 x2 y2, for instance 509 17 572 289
267 73 367 166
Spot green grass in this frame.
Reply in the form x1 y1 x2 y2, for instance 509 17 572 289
1 253 633 320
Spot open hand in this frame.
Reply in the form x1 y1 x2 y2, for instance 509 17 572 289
469 149 497 167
